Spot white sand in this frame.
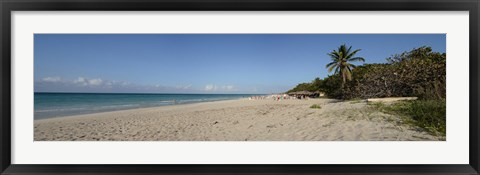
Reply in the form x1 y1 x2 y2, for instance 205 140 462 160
34 98 444 141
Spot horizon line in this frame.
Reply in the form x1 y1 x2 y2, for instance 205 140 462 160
34 91 271 95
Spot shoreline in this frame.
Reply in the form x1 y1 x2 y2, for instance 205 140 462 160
34 98 444 141
34 97 250 120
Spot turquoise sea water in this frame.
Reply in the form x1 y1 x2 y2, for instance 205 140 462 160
34 93 259 119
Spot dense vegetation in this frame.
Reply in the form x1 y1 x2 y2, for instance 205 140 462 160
286 78 324 93
287 46 446 100
287 46 446 136
370 99 446 136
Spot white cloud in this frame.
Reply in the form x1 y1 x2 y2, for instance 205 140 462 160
204 84 235 92
37 77 250 93
73 77 88 86
121 81 130 86
224 85 234 91
205 84 217 91
177 84 192 90
41 77 61 83
105 80 129 87
183 84 192 89
72 77 103 86
88 78 103 86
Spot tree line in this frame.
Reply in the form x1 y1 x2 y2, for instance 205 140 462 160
287 45 446 100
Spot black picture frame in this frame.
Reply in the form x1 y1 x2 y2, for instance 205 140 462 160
1 0 479 174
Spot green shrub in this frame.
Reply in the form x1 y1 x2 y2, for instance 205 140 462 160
367 101 385 108
342 54 445 100
310 104 322 109
373 100 446 136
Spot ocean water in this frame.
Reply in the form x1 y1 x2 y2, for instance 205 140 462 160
34 93 259 120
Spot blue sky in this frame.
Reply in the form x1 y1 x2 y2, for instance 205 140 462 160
34 34 446 94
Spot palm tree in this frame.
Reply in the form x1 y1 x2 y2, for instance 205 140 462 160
325 44 365 88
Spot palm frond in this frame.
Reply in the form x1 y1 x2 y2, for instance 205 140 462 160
346 46 352 56
348 57 365 62
348 63 357 69
327 52 340 60
334 66 340 74
327 64 337 72
325 62 337 69
340 44 348 56
346 49 361 59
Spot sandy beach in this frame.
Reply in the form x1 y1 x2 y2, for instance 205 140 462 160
34 98 444 141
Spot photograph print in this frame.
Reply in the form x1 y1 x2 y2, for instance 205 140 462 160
34 34 446 141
